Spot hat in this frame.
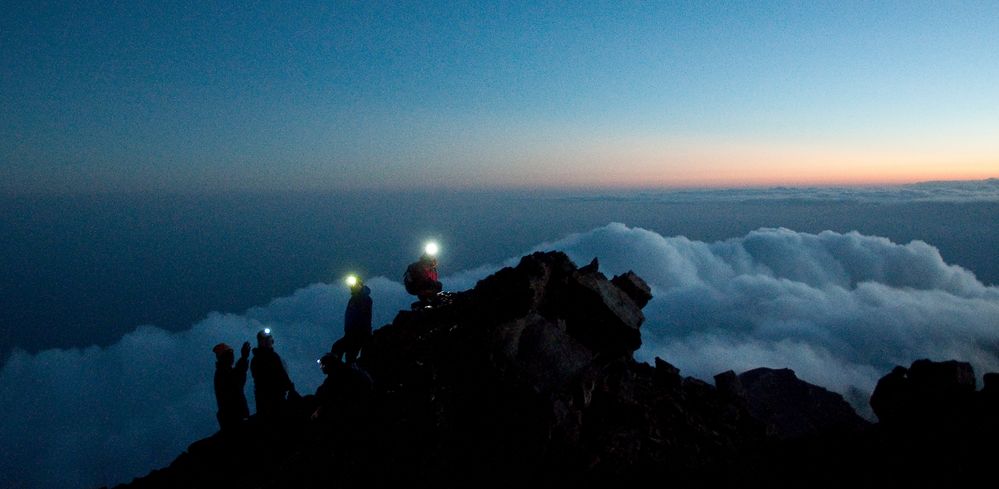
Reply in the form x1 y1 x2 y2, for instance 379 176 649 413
212 343 233 355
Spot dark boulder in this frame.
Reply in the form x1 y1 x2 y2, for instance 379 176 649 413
870 365 911 426
116 251 763 489
726 361 999 489
734 367 869 440
610 271 652 308
983 372 999 393
870 359 978 432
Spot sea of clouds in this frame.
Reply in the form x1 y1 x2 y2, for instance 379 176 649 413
3 223 999 488
569 177 999 203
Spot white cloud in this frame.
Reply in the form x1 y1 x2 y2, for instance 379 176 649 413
537 223 999 412
3 223 999 488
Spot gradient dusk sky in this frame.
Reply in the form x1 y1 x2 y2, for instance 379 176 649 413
3 1 998 193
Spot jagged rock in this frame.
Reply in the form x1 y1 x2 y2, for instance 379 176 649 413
726 361 999 488
870 366 910 426
116 251 763 489
770 361 999 488
610 271 652 308
653 357 681 391
870 359 980 431
578 257 600 274
109 251 999 489
908 359 976 392
117 247 999 489
565 266 645 355
713 370 747 404
735 368 869 440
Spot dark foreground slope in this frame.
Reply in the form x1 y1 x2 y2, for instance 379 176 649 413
112 252 999 489
733 358 999 489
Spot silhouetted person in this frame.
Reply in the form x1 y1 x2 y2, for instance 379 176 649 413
250 329 295 420
212 342 250 431
404 246 442 307
311 352 374 425
331 276 372 364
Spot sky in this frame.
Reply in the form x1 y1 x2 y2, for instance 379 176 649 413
3 0 998 193
3 2 999 487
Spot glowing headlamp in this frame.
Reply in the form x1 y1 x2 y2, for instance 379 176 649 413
345 275 358 287
424 241 439 257
263 328 271 335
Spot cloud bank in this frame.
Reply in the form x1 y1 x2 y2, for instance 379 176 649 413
536 224 999 411
3 223 999 488
568 178 999 203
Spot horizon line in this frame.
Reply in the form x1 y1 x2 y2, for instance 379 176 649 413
2 176 997 198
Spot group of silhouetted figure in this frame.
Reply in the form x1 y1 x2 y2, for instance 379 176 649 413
211 246 444 432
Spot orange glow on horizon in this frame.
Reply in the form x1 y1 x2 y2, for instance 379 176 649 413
474 135 999 190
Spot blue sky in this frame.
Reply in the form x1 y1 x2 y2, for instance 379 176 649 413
3 1 998 193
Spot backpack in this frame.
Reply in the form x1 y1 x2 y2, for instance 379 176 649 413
403 262 421 295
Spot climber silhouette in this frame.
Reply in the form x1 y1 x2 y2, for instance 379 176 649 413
330 275 372 364
250 328 296 420
212 341 250 431
311 351 373 424
404 242 443 308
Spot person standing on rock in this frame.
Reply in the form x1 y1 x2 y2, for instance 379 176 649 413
212 341 250 431
311 352 374 424
404 242 443 308
330 274 372 364
250 328 296 420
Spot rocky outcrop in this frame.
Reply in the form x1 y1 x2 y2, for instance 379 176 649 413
347 251 761 486
115 252 762 489
715 367 869 440
870 359 981 431
722 360 999 489
110 254 999 489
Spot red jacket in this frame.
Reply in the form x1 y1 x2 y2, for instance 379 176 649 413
405 259 441 297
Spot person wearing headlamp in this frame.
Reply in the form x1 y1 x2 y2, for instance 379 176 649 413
250 328 296 421
403 241 443 307
330 274 372 365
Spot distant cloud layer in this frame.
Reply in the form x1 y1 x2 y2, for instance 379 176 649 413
570 178 999 203
3 224 999 488
538 224 999 412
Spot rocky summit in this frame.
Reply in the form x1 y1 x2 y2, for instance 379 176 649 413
111 252 999 489
715 367 870 440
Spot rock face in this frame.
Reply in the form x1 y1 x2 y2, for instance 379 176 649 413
870 359 985 432
109 253 999 489
115 252 762 489
349 251 763 486
717 367 869 440
722 360 999 489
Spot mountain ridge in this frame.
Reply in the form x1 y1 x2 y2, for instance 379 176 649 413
110 251 999 488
